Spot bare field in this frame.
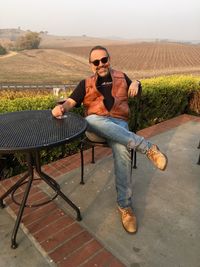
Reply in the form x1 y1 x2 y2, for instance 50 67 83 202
58 42 200 79
0 42 200 84
0 49 91 84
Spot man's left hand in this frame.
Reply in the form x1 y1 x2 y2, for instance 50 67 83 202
128 80 141 98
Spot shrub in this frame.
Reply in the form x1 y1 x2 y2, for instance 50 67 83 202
0 44 7 55
129 75 200 130
15 32 41 50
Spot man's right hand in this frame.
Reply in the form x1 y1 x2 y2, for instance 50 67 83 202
52 105 65 118
52 97 77 118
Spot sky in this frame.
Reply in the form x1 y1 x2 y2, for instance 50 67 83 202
1 0 200 41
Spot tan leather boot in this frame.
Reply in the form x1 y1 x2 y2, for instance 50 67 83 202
118 206 137 234
146 144 168 171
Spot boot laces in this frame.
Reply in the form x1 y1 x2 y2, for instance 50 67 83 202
147 145 158 158
122 208 133 218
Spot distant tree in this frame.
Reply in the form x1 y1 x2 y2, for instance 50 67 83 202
0 45 7 55
40 30 48 35
15 31 41 50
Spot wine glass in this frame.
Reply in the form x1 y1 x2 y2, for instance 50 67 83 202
53 86 68 119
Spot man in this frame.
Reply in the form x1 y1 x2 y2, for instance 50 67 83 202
52 45 168 234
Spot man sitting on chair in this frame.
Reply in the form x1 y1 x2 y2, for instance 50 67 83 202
52 45 168 234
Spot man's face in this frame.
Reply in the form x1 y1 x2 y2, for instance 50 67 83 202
89 49 110 77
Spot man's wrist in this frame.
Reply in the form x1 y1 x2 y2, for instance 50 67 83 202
136 79 141 85
62 101 67 112
61 101 66 112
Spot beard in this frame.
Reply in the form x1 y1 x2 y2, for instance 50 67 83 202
96 65 110 77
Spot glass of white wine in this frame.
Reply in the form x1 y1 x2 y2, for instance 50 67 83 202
53 86 68 119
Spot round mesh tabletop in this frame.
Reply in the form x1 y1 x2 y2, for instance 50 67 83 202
0 110 87 152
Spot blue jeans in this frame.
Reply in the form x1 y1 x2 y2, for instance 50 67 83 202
85 115 152 208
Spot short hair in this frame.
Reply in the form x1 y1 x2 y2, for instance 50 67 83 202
89 45 110 61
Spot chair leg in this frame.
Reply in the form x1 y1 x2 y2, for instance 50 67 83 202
130 149 133 176
131 149 134 169
198 153 200 165
198 141 200 165
130 149 137 176
91 146 95 163
133 150 137 169
198 141 200 149
80 145 85 184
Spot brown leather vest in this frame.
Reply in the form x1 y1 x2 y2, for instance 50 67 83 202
83 69 129 121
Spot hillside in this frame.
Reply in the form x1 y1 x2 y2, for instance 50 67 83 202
0 28 128 49
39 34 129 48
0 28 200 83
0 49 91 84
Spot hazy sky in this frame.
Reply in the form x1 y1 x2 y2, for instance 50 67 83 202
1 0 200 40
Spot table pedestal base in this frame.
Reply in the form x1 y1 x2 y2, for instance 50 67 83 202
0 151 82 249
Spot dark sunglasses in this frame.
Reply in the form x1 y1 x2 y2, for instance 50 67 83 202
90 56 109 66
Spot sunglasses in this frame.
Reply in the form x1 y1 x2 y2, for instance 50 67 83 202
90 56 109 66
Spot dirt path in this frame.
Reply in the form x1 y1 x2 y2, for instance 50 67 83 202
0 51 18 59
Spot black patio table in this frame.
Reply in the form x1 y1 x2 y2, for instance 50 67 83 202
0 110 87 248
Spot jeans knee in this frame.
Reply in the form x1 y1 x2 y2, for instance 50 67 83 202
86 115 97 123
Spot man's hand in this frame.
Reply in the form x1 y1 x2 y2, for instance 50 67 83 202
128 80 141 98
51 98 77 118
52 105 65 118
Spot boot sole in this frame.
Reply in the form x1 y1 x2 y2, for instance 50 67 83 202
159 153 168 171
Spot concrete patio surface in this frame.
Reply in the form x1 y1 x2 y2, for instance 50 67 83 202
0 114 200 267
0 209 53 267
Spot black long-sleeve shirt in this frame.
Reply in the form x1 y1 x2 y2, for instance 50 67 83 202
69 73 132 111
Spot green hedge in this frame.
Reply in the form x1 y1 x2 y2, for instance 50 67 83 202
129 75 200 130
0 75 199 178
0 95 55 113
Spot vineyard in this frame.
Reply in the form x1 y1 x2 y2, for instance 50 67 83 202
0 41 200 83
58 42 200 79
